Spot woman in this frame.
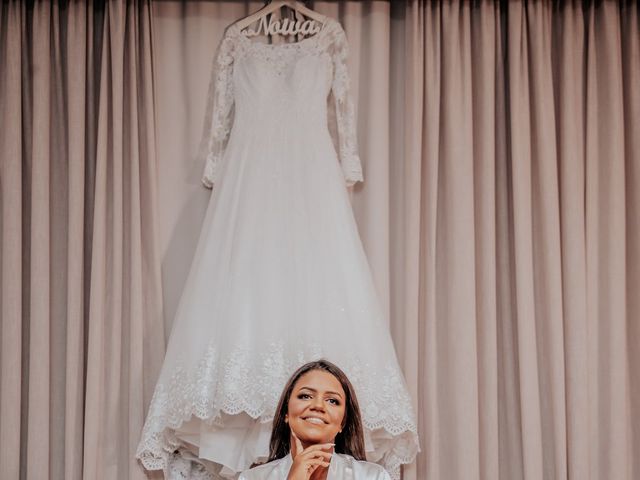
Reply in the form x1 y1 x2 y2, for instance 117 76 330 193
239 360 392 480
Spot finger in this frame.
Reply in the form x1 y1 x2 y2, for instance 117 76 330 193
298 449 333 462
304 459 331 469
299 450 332 461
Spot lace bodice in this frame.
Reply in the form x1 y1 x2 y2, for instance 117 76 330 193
201 17 363 188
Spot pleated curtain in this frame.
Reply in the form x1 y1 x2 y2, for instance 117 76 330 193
396 2 639 479
0 2 164 479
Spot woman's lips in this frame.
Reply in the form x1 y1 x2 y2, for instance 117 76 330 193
302 416 327 425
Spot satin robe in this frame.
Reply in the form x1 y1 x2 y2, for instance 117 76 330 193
238 453 392 480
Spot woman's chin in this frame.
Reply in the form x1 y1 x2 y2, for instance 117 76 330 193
291 426 334 445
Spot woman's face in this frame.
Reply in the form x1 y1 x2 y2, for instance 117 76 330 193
286 369 346 446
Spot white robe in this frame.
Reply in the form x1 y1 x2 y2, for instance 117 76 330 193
238 453 392 480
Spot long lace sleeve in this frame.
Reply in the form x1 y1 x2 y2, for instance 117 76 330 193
331 24 363 186
201 31 235 189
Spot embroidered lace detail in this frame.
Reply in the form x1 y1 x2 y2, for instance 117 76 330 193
201 31 235 189
136 342 417 479
233 23 328 76
342 153 364 187
328 24 364 186
202 153 222 188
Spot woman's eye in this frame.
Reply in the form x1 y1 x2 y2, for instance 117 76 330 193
328 398 340 406
298 393 311 400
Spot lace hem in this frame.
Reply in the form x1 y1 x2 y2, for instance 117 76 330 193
136 342 418 477
164 451 218 480
384 444 420 480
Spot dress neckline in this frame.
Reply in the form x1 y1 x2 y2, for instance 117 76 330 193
231 17 333 50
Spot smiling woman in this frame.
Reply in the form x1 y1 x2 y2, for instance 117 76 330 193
239 360 391 480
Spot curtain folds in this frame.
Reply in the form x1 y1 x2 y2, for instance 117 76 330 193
396 1 639 479
0 2 164 479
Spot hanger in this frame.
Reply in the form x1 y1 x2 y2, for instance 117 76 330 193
235 1 326 34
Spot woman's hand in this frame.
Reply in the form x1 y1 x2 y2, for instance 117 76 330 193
286 432 333 480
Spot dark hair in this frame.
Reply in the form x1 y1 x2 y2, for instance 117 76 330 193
267 359 366 462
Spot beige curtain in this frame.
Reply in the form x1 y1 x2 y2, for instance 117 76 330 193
396 1 639 479
0 2 164 479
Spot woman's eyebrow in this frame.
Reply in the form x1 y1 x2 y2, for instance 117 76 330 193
298 386 343 398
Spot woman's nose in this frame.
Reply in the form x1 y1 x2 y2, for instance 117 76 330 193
310 398 325 411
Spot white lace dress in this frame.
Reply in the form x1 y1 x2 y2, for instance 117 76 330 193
136 17 418 480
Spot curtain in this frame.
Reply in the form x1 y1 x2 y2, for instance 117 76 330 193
395 1 639 479
0 2 164 479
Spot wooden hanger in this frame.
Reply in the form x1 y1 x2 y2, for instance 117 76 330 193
235 1 326 35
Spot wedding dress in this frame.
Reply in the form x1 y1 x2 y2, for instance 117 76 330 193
136 16 418 480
